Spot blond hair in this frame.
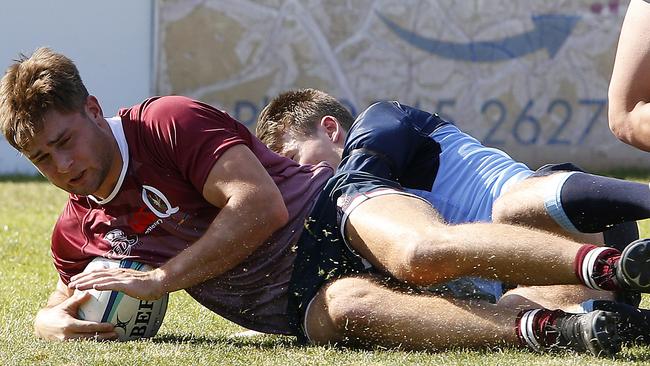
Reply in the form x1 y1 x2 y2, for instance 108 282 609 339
256 89 354 153
0 47 89 151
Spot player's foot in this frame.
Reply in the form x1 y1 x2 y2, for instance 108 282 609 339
587 300 650 345
617 238 650 291
547 310 621 357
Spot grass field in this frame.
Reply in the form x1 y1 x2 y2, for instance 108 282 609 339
2 176 650 365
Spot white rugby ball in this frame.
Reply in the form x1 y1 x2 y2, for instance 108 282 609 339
77 257 168 341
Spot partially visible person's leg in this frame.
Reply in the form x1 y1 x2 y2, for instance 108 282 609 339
492 173 603 243
342 190 650 295
493 163 645 242
498 285 611 312
491 165 644 309
346 193 586 286
304 275 620 356
304 275 517 349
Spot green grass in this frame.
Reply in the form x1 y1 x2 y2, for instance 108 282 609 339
2 177 650 365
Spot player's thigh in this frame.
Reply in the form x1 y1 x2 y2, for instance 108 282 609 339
493 175 605 244
492 175 556 225
344 194 445 274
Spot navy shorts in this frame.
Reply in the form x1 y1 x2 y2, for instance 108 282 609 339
286 170 423 340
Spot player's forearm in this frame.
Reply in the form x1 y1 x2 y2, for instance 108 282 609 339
42 280 73 309
34 282 72 336
154 195 288 293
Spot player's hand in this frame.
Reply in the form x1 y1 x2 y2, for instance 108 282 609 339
68 267 166 301
34 291 117 341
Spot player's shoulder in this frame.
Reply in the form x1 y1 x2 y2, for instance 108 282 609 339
355 100 434 129
362 100 405 117
51 196 91 251
54 195 89 229
127 95 207 118
360 100 433 121
120 96 230 123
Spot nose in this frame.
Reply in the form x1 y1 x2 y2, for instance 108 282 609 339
52 151 74 173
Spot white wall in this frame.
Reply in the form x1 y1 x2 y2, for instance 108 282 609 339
0 1 153 175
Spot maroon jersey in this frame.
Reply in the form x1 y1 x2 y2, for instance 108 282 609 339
51 96 333 334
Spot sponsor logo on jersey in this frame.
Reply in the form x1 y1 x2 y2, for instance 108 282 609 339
104 229 139 257
141 185 179 218
128 207 159 234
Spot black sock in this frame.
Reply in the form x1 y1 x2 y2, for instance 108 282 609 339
560 172 650 233
603 221 639 252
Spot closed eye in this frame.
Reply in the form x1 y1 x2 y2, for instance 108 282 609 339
33 154 50 164
57 136 71 147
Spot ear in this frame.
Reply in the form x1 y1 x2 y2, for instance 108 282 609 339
319 116 345 144
84 95 104 121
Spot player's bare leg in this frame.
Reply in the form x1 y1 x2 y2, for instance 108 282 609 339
304 275 620 356
492 171 645 248
492 175 605 243
346 194 581 286
306 275 518 349
345 194 650 300
491 173 646 309
498 285 610 312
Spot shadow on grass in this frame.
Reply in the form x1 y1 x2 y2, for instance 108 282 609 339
153 334 650 359
618 345 650 362
152 333 302 349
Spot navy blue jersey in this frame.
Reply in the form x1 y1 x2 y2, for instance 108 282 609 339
339 101 449 191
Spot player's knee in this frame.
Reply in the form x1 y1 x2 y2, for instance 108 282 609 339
395 231 460 285
309 277 381 344
327 277 378 325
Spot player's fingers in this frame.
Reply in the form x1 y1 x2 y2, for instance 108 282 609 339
70 276 123 291
70 268 117 282
72 319 115 333
61 290 91 311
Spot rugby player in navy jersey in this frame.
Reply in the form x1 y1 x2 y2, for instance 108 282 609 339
256 88 650 347
4 49 650 356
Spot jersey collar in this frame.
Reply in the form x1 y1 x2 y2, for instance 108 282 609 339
88 116 129 205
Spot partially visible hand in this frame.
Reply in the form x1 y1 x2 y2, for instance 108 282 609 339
68 267 166 301
34 291 116 341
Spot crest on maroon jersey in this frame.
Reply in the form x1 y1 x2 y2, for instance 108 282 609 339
141 185 179 218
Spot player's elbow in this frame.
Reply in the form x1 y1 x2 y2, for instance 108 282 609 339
608 106 650 151
269 202 289 230
263 191 289 230
608 108 632 142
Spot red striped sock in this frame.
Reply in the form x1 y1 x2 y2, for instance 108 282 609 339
574 244 621 290
516 309 564 352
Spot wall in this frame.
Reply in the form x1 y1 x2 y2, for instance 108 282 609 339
0 0 153 174
1 0 646 173
155 0 647 171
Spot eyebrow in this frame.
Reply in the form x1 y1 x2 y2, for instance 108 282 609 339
27 130 68 160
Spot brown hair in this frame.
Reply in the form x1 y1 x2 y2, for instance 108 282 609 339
256 88 354 152
0 47 89 151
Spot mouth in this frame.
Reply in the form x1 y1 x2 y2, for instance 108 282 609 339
69 170 86 185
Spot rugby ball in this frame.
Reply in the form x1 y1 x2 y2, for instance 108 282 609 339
77 257 168 341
